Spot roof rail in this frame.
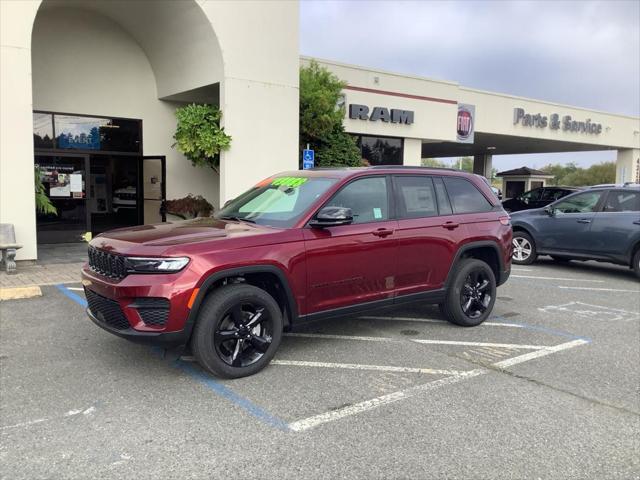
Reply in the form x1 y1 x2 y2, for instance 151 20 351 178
367 165 459 171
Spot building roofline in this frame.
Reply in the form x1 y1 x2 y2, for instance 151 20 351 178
300 55 460 88
459 86 640 121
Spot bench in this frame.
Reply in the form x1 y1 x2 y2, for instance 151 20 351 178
0 224 23 274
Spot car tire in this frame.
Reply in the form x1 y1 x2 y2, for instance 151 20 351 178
441 258 497 327
551 256 571 263
633 249 640 280
191 284 283 378
512 231 537 265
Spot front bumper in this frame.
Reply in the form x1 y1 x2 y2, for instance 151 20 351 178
81 264 200 347
86 307 192 347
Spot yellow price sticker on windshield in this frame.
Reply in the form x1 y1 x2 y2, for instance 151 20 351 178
271 177 308 188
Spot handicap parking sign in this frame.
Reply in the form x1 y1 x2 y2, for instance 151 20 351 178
302 149 314 170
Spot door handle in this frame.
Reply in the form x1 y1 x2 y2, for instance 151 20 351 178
577 218 591 224
442 221 460 230
372 228 394 238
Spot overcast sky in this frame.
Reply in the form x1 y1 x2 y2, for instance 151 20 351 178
300 0 640 170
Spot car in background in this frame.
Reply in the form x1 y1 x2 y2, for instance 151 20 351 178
502 186 580 213
510 185 640 279
113 186 136 213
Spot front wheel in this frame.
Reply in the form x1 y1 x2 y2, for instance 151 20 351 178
191 284 283 378
440 258 497 327
512 232 537 265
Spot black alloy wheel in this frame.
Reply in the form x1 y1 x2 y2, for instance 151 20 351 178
460 268 492 320
192 284 283 378
440 258 497 327
214 301 274 368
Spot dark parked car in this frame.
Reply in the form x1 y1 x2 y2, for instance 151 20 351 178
510 186 640 278
502 186 580 213
82 167 512 378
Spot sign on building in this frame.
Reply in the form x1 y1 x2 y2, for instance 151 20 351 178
456 104 475 144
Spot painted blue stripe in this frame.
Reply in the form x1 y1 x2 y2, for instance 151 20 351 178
491 315 591 342
56 284 290 431
174 361 291 431
55 284 87 308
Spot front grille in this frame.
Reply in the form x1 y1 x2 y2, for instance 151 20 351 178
131 298 170 327
85 288 130 330
88 246 127 279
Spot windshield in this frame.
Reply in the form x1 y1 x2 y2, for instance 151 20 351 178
215 176 337 228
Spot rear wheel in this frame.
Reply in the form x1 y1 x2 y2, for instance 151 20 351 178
191 284 283 378
440 258 496 327
512 232 537 265
633 249 640 280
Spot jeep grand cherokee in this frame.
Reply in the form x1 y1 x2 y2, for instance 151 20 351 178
82 167 512 378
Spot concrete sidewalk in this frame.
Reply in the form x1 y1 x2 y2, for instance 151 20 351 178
0 262 83 288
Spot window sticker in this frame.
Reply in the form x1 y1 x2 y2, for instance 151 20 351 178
373 207 382 219
271 177 308 188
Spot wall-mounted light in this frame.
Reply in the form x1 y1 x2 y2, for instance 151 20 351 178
487 146 497 150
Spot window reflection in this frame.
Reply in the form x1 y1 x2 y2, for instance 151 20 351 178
33 112 54 149
352 135 403 165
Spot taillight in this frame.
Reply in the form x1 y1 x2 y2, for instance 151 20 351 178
499 215 511 226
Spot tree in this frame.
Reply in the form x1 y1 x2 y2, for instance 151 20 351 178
542 161 614 186
173 104 232 172
299 61 360 167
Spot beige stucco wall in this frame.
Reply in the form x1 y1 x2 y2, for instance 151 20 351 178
0 0 299 260
31 7 219 204
616 149 640 183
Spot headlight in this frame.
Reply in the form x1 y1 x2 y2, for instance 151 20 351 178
125 257 190 273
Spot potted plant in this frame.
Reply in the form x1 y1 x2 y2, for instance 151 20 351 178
164 194 214 221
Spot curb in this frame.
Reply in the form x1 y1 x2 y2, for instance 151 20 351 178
0 286 43 301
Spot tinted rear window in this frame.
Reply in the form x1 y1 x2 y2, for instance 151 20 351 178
443 177 493 214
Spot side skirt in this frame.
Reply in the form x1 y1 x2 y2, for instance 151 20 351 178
293 289 447 328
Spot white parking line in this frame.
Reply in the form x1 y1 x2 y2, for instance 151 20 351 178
558 286 639 293
412 339 548 350
288 369 486 432
285 332 400 342
511 275 604 283
511 268 533 272
271 360 466 376
360 316 524 328
287 338 589 432
493 339 589 368
66 287 84 291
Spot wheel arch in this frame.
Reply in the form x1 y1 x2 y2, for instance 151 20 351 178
185 265 298 340
444 241 505 288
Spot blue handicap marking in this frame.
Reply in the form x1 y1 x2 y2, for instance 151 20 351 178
302 149 315 170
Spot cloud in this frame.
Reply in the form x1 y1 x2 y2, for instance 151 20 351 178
300 0 639 169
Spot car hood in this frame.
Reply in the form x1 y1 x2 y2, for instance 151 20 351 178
510 208 547 220
90 217 293 256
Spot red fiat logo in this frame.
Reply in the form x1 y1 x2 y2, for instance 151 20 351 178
457 109 473 139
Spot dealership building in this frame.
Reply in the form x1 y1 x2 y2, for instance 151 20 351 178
1 0 639 260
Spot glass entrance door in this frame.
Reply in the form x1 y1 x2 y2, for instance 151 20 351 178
35 153 90 243
142 156 166 224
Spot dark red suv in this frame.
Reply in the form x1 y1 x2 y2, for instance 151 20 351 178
82 167 512 378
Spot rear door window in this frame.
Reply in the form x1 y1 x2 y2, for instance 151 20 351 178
394 176 438 219
443 177 493 214
603 191 640 212
433 177 453 215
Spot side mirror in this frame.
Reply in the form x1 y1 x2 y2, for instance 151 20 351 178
544 205 555 216
310 206 353 228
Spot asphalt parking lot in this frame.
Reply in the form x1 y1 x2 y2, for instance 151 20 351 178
1 259 639 479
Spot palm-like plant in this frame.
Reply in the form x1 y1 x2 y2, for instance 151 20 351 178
35 167 57 215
